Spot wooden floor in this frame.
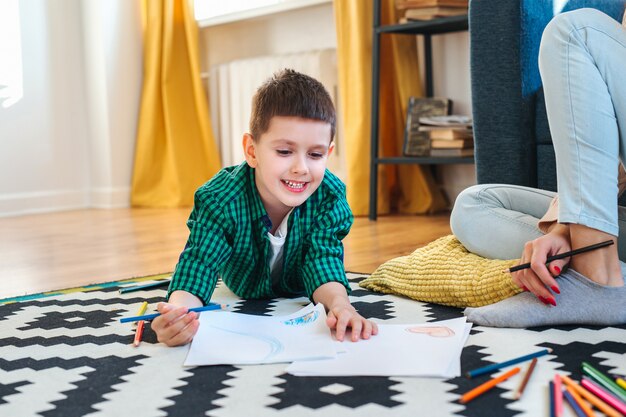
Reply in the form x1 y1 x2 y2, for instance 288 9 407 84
0 208 451 299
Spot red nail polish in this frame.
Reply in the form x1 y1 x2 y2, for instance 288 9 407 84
522 286 529 292
548 297 557 307
538 296 547 304
554 266 561 274
551 286 560 294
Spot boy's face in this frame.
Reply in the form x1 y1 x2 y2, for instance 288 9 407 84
243 116 334 218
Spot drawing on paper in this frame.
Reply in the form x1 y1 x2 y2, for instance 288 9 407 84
283 310 319 326
405 325 455 338
208 325 284 361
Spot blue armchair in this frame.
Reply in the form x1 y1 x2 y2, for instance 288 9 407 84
469 0 625 191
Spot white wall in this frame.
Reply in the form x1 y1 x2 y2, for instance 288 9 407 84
0 0 143 217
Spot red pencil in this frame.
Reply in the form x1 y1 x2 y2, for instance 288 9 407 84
133 320 145 347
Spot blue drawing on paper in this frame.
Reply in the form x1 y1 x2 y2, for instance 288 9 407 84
283 310 319 326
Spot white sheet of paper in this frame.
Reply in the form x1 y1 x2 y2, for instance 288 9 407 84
184 303 336 366
286 317 470 377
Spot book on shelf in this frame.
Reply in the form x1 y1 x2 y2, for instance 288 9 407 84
404 6 468 20
396 0 468 9
419 126 472 140
418 115 472 127
430 138 473 149
429 148 474 157
403 97 451 157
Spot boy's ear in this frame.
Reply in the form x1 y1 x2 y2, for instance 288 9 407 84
328 140 335 157
242 133 257 168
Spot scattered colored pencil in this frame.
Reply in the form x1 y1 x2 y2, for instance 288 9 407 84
581 377 626 416
561 375 621 417
563 389 587 417
514 358 537 400
505 240 613 273
133 320 145 347
582 362 626 403
554 374 563 417
120 303 226 323
466 348 552 378
459 367 521 404
132 301 148 347
119 279 171 294
549 381 556 417
617 377 626 391
564 385 594 417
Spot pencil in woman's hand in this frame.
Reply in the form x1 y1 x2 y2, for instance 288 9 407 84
504 240 614 274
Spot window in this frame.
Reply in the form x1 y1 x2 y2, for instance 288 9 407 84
0 0 23 109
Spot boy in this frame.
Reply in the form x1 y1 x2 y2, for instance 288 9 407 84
153 69 378 346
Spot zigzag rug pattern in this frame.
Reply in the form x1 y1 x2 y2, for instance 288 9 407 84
0 273 624 417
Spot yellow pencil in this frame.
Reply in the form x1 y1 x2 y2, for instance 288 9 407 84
561 375 621 417
617 378 626 391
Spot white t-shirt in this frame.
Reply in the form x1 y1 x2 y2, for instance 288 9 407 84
267 210 292 285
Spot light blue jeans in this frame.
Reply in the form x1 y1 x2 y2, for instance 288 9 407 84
451 9 626 261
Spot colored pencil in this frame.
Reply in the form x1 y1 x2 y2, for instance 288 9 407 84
561 375 622 417
549 381 556 417
459 367 521 404
554 374 563 417
120 303 226 323
582 362 626 403
119 279 171 294
505 240 613 273
581 377 626 416
131 301 148 347
133 320 145 347
617 378 626 391
513 358 537 399
563 390 588 417
564 385 594 417
466 348 552 378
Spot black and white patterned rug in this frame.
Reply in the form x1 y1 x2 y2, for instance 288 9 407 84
0 272 624 417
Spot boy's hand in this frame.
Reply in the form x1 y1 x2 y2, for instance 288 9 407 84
326 302 379 342
151 302 200 347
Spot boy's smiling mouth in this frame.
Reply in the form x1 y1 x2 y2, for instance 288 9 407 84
281 179 308 192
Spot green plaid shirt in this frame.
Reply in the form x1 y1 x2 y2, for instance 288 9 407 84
168 162 353 305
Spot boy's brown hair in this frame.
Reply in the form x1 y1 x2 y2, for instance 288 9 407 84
249 68 336 142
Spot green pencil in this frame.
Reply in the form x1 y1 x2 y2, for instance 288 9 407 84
581 362 626 403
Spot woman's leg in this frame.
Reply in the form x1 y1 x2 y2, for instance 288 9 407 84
450 184 555 260
539 8 626 286
465 9 626 327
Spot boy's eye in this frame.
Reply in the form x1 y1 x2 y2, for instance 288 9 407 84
276 149 291 156
309 152 324 159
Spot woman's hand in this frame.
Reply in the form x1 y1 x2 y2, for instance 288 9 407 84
511 224 571 305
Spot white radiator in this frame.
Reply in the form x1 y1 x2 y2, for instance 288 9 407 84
208 49 344 177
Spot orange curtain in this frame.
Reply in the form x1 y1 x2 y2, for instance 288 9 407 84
333 0 447 215
131 0 221 207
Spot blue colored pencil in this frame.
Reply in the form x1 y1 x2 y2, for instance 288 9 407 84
119 303 226 323
118 279 171 294
466 348 552 378
563 390 586 417
549 381 556 417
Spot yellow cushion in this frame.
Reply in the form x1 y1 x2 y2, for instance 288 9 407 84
359 235 523 307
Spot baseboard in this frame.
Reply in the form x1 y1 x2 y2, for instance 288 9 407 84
0 186 131 217
89 186 130 208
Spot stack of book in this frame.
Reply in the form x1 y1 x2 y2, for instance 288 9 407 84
418 115 474 157
397 0 468 22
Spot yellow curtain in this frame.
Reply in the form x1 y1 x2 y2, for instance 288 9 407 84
333 0 447 215
131 0 221 207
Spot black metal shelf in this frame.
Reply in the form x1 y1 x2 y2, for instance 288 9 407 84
369 0 471 220
377 14 468 35
378 156 474 165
